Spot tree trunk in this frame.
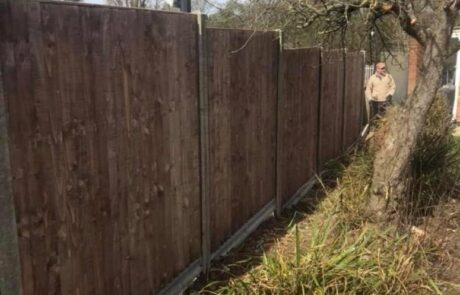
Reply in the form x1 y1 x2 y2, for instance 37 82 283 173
369 11 457 218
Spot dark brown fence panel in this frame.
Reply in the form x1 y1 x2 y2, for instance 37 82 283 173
318 50 345 170
343 51 365 148
0 1 26 294
0 2 201 294
360 53 369 128
1 1 367 292
207 28 278 252
279 48 321 205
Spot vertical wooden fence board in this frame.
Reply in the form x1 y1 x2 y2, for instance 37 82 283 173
207 28 278 252
358 53 365 133
360 51 368 128
357 53 365 134
275 30 283 216
343 51 365 148
1 1 367 293
0 2 202 294
0 1 42 293
0 2 23 288
207 28 231 253
279 48 320 204
0 72 23 295
197 13 211 271
318 50 345 170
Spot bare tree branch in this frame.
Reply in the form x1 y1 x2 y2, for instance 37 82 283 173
288 0 432 51
373 17 403 65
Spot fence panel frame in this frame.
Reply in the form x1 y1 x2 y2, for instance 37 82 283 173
277 47 321 209
275 30 284 216
1 1 203 294
0 66 23 295
343 50 365 149
197 13 211 273
206 27 279 253
0 2 367 292
318 49 346 170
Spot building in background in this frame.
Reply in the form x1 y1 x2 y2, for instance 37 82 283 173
378 28 460 122
407 28 460 122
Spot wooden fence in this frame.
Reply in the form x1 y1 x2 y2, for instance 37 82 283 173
278 48 321 205
0 1 365 294
207 28 279 253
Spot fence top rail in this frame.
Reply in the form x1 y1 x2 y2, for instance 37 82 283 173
322 48 347 53
207 27 279 35
346 50 365 55
284 47 321 52
36 0 195 16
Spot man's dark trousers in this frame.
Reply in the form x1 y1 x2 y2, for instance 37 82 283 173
370 100 389 119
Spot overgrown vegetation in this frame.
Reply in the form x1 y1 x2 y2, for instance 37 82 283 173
405 97 460 223
208 0 407 63
197 96 460 294
370 96 460 224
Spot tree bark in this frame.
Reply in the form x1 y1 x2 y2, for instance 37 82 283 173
369 9 457 218
289 0 459 221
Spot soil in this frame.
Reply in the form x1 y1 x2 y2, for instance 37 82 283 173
425 197 460 294
185 133 460 294
186 188 460 294
185 185 328 294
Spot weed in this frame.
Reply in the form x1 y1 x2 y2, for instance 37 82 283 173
198 96 460 295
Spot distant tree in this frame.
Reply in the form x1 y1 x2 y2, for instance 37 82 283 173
211 0 460 221
289 0 460 219
208 0 405 61
107 0 152 8
107 0 209 11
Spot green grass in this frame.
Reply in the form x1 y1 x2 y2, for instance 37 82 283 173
201 150 444 295
403 98 460 223
214 222 439 294
199 96 459 295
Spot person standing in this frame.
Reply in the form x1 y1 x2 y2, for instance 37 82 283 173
365 62 396 119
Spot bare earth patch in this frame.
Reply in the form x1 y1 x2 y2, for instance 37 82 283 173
426 197 460 294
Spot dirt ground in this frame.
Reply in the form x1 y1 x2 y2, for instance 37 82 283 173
428 197 460 294
186 192 324 294
187 193 460 294
426 126 460 293
187 132 460 294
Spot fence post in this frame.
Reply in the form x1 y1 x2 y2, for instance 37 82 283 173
316 47 323 173
197 13 211 273
341 48 348 151
275 29 284 216
0 70 22 295
360 50 368 129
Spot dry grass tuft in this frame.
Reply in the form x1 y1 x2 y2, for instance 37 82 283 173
198 96 460 295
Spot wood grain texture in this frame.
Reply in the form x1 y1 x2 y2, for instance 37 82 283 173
278 48 320 205
0 2 366 293
0 3 24 293
360 52 368 128
197 13 211 271
207 28 278 251
318 49 345 170
343 51 365 148
0 1 201 294
0 72 22 295
0 1 38 293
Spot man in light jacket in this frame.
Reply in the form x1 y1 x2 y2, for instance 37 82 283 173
365 62 396 119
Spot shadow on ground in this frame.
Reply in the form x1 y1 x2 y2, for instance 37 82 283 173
185 164 346 294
